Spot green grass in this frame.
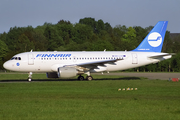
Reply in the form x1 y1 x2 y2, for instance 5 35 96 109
0 73 180 120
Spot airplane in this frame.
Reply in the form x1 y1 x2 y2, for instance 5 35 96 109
3 21 172 81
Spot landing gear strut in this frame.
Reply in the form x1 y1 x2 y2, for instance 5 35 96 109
84 71 93 81
28 72 33 81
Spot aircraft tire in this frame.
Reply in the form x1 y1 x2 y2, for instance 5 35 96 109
86 76 93 81
28 78 32 82
78 76 84 81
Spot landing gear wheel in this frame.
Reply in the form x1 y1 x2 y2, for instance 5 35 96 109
78 76 84 81
28 72 33 82
86 76 93 81
28 78 32 82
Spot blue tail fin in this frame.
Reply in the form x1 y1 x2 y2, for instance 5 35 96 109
132 21 168 52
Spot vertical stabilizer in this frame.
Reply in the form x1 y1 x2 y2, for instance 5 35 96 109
132 21 168 52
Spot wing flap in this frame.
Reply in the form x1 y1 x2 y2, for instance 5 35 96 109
64 58 123 71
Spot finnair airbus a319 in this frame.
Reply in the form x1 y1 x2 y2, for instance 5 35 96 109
3 21 172 81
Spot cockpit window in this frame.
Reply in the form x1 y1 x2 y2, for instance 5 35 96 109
11 57 21 60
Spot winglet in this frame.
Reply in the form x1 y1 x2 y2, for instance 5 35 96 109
132 21 168 52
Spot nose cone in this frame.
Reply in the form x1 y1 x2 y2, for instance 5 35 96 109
3 61 12 71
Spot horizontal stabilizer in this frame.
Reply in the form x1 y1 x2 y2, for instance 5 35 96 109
148 53 175 59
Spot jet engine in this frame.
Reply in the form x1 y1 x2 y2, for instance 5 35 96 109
57 67 78 78
47 67 83 78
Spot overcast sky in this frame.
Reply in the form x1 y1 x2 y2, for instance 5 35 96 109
0 0 179 33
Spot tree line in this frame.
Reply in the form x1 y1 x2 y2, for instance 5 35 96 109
0 17 180 72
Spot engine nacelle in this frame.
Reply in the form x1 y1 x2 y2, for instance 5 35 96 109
58 67 78 78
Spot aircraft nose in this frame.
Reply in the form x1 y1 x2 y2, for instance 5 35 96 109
3 61 11 70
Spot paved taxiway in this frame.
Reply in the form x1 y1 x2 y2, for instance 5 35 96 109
95 72 180 80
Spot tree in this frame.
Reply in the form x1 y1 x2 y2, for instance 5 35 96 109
44 25 64 51
0 39 8 61
79 17 97 33
96 19 105 34
121 27 137 50
33 32 48 51
134 26 148 44
74 23 93 44
58 20 71 25
162 31 173 53
104 22 112 34
17 34 34 52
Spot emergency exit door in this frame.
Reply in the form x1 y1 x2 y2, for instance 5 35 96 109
28 54 34 65
132 53 138 64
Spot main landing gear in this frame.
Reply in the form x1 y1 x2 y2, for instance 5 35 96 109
77 71 93 81
77 75 93 81
28 72 32 81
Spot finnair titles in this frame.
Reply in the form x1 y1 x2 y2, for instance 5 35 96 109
3 21 172 81
36 54 71 58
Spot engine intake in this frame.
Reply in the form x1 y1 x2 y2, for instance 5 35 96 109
47 67 83 78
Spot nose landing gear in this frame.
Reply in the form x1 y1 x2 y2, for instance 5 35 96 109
28 72 32 81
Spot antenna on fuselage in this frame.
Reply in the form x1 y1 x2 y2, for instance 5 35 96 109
30 49 33 52
104 49 106 52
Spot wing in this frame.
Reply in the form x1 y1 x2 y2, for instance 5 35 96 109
64 58 123 71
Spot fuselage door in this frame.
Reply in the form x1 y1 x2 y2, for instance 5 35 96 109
132 53 138 64
28 54 34 65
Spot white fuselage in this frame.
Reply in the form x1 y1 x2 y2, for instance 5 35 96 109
3 51 171 73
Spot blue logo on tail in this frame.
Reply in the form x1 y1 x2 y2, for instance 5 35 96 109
148 32 162 47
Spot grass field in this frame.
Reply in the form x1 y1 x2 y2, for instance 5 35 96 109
0 73 180 120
